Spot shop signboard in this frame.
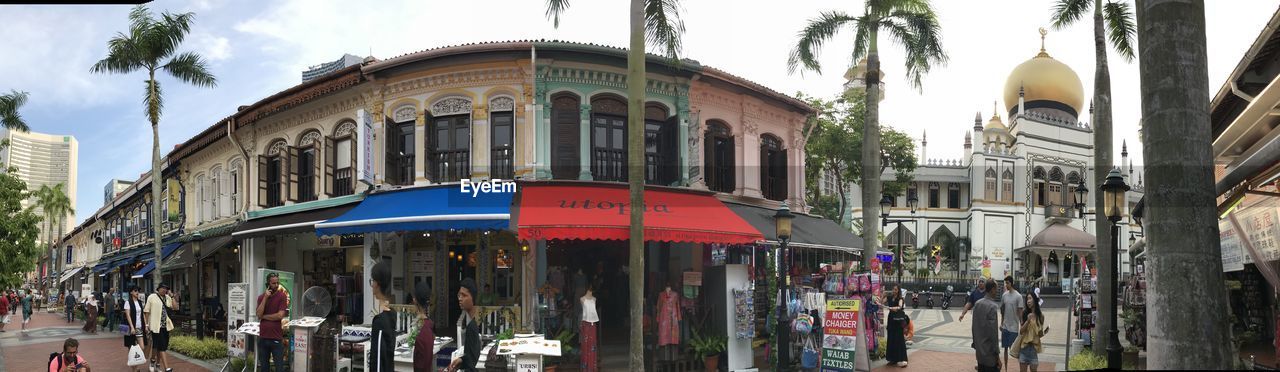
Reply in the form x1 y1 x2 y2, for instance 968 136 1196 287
682 271 702 286
357 109 375 185
1221 220 1245 273
1235 201 1280 263
821 299 860 372
227 283 247 358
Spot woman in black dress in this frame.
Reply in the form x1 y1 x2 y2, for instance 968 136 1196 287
369 260 396 372
885 284 909 367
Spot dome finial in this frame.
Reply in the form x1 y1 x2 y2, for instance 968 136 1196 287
1037 27 1051 57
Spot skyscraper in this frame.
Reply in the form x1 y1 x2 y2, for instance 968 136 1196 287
0 129 78 244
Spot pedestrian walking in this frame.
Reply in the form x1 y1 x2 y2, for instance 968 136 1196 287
0 290 10 332
884 284 909 367
1010 292 1045 372
446 277 481 372
123 286 149 372
143 283 178 372
411 283 435 372
64 292 76 323
82 292 99 334
369 260 398 372
256 273 288 372
101 289 116 333
1000 276 1024 370
21 290 34 332
972 279 1001 372
958 277 986 322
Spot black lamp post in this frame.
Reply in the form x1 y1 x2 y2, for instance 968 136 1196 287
881 193 918 285
774 204 795 370
1100 168 1130 369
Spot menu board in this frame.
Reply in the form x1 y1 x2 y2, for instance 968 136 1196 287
821 299 860 372
227 283 248 358
1221 220 1245 273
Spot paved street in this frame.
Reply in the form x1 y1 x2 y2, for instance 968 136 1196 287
868 307 1073 371
0 311 215 372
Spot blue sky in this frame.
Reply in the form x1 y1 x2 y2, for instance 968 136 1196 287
1 0 1276 226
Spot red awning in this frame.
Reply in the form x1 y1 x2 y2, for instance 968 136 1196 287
516 183 764 244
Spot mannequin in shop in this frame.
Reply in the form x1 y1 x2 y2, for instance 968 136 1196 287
580 286 599 372
657 285 682 360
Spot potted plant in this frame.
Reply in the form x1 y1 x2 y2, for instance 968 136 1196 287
1122 345 1140 368
544 327 577 372
689 332 727 372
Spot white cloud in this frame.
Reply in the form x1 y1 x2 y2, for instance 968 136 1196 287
192 33 233 61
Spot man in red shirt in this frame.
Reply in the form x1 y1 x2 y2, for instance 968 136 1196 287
256 273 288 372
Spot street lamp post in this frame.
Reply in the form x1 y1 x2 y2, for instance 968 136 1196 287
881 193 919 285
774 204 796 370
1100 168 1130 369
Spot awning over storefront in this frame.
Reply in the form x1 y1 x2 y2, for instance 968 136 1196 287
161 243 195 271
515 183 763 244
1015 222 1096 254
315 186 511 236
197 235 236 260
131 242 185 279
59 266 84 283
233 203 357 239
723 201 864 252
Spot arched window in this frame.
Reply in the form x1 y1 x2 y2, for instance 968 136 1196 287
984 168 997 200
644 103 678 186
1066 171 1081 207
551 93 582 180
1033 167 1046 207
591 95 628 182
704 120 735 193
294 130 322 202
386 105 418 185
928 182 940 208
1002 169 1015 201
258 139 288 207
490 96 515 180
1047 167 1064 207
429 98 472 183
760 134 787 201
329 121 357 196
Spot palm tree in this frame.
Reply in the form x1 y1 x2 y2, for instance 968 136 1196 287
37 184 75 259
789 0 947 272
92 5 216 286
0 90 31 132
545 1 684 369
33 185 55 268
1050 0 1136 345
1134 0 1231 367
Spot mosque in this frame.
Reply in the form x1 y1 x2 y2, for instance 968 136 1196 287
847 30 1145 291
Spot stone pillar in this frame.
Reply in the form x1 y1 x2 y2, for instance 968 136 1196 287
741 119 763 198
415 110 427 184
472 104 490 180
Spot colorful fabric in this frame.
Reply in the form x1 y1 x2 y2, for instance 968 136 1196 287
580 321 598 372
657 290 681 346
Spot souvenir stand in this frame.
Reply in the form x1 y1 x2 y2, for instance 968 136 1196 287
794 261 879 371
1073 274 1097 347
1123 264 1147 350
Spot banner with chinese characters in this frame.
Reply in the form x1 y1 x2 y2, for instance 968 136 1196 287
1221 220 1245 272
1235 201 1280 263
821 299 860 372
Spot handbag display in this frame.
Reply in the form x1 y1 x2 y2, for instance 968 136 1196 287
801 337 819 369
793 313 814 334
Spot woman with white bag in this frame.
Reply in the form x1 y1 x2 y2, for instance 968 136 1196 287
122 286 149 370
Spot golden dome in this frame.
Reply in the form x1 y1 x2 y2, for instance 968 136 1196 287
1002 33 1085 118
985 114 1008 131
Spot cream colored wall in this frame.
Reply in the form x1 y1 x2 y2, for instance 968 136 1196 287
182 136 245 229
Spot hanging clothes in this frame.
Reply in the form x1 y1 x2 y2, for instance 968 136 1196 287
658 289 681 346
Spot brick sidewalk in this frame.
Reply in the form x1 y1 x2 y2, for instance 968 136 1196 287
872 350 1058 372
3 312 212 372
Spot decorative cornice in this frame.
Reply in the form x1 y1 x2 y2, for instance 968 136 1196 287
542 66 681 97
258 96 364 136
386 67 525 97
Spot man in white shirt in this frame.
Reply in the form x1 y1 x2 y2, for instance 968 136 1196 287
1000 276 1024 370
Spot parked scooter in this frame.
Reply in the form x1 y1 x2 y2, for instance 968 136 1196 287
911 289 920 309
925 287 935 309
941 285 954 310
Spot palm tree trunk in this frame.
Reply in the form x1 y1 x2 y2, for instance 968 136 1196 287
149 74 164 289
1135 0 1233 367
861 30 883 273
626 0 646 369
1091 0 1116 343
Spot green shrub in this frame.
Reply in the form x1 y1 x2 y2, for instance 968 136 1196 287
870 337 886 361
230 357 249 372
169 335 228 360
1068 350 1106 371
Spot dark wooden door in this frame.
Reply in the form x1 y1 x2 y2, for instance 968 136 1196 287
551 95 580 180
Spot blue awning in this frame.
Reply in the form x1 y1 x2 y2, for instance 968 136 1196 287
130 242 185 279
315 185 512 236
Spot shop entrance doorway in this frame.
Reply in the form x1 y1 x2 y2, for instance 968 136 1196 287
446 244 476 337
545 240 630 345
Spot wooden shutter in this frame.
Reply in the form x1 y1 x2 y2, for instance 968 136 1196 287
384 117 397 183
324 136 336 196
704 131 714 188
257 155 269 207
664 116 679 185
287 146 300 202
349 135 358 192
219 169 232 216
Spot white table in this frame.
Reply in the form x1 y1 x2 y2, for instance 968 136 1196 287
380 336 454 371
